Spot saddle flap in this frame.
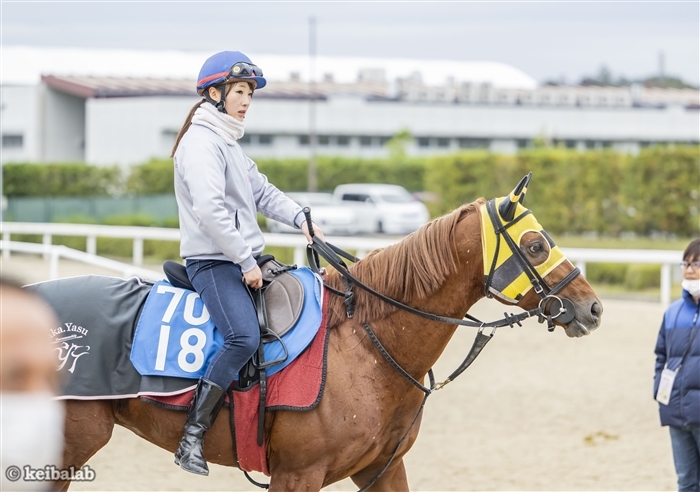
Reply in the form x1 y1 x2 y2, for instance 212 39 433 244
261 269 304 342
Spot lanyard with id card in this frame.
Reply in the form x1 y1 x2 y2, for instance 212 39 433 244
656 366 678 405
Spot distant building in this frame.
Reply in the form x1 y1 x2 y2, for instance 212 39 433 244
1 47 698 165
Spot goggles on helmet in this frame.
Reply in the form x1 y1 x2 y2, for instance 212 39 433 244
228 61 263 79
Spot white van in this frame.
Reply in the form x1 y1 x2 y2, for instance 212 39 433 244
332 184 430 235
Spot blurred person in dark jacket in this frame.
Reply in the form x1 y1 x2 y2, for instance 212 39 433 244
654 238 700 492
0 275 64 491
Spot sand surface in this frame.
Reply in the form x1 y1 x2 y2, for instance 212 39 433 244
3 255 677 491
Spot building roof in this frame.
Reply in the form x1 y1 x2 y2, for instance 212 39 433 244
40 74 389 100
3 45 539 90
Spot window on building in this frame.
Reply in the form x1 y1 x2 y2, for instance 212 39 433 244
359 136 373 147
258 134 273 146
2 134 24 149
337 136 350 146
436 138 450 148
318 135 330 146
458 138 488 149
417 137 431 148
238 134 252 144
379 136 391 146
299 135 310 146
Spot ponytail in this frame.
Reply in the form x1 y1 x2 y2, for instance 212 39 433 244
171 99 206 157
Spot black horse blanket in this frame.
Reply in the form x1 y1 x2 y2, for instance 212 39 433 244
27 275 196 399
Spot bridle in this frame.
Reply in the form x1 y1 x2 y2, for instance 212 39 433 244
304 201 581 336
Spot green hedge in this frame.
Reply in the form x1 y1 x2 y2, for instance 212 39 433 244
3 162 122 197
4 146 698 236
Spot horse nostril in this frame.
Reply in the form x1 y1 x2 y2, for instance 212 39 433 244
590 301 603 318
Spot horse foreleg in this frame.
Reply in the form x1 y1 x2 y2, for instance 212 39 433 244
351 458 410 492
56 400 115 491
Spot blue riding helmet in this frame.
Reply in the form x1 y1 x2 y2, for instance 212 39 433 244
196 51 267 92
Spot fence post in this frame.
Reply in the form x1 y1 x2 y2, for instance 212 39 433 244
43 233 52 261
575 261 587 278
86 235 97 256
133 238 144 266
294 246 306 267
2 231 9 259
660 263 671 308
49 248 60 280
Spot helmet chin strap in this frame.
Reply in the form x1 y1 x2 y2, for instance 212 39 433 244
215 84 228 114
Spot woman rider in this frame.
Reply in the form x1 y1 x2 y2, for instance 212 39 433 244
170 51 324 475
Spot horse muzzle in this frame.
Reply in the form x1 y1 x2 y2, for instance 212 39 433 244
563 298 603 338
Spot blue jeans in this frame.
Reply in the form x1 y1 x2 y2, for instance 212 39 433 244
186 259 259 389
670 425 700 492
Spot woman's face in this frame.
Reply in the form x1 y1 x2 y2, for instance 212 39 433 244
682 255 700 281
209 80 255 121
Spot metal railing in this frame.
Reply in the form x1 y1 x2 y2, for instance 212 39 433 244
0 222 683 307
0 240 164 281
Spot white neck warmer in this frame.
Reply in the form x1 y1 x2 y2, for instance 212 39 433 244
191 102 245 145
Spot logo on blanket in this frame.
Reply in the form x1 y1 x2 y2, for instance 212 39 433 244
50 323 91 374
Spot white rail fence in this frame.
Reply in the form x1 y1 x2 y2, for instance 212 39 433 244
1 222 682 307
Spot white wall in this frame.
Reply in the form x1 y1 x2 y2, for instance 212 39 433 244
43 87 86 162
70 92 700 165
86 96 200 166
1 85 41 163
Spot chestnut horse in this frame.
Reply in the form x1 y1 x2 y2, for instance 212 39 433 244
58 189 602 491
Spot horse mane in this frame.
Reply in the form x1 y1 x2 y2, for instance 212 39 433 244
326 200 482 327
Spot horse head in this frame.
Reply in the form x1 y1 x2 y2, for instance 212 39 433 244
479 173 602 337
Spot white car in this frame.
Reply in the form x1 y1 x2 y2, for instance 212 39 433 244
333 184 430 235
266 192 359 235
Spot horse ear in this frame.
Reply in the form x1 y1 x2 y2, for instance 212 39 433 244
498 172 532 221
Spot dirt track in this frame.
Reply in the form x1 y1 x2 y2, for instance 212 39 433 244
2 256 677 491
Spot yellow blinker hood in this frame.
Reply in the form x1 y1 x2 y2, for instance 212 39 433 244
479 197 566 303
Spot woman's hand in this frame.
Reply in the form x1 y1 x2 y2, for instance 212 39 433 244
302 221 326 244
243 265 263 289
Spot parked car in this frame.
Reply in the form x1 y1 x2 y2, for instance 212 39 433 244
332 184 430 235
266 192 359 235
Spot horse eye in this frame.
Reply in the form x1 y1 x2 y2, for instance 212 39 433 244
528 243 543 254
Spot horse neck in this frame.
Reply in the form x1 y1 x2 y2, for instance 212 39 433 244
357 206 486 381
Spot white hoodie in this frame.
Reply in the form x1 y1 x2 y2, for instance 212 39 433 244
173 123 303 273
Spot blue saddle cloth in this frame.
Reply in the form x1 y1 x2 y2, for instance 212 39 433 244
130 267 323 380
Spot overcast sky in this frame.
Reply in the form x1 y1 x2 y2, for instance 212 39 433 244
2 1 698 85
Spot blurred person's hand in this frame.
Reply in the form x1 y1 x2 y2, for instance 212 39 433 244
1 278 65 491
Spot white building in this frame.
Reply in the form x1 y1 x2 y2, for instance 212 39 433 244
1 46 698 165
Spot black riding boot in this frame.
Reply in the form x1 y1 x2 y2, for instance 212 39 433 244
174 378 226 475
